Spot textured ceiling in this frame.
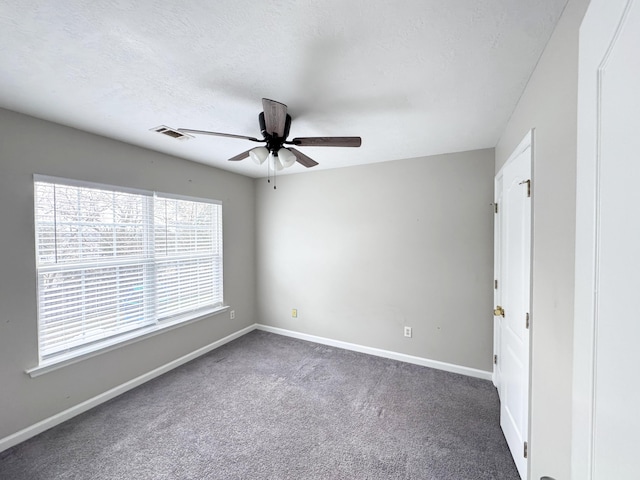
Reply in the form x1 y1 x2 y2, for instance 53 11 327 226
0 0 567 178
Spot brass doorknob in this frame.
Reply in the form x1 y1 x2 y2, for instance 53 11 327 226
494 305 505 317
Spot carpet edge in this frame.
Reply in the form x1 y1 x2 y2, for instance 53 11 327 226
0 324 257 454
2 323 493 454
256 324 493 381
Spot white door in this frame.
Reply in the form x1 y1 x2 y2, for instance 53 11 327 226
573 1 640 478
495 132 532 480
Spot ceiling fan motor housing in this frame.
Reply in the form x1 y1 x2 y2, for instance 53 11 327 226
259 112 291 155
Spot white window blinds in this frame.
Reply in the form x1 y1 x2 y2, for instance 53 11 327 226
34 177 223 360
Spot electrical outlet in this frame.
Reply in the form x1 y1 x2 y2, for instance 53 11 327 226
230 310 235 320
292 308 298 318
404 326 412 338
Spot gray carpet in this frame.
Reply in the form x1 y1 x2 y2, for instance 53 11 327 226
0 330 519 479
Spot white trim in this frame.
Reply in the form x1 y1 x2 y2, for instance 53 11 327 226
27 306 229 377
493 172 503 389
3 323 494 453
572 2 635 478
496 130 533 178
255 324 493 380
0 324 254 454
34 173 151 197
33 173 222 205
155 191 221 206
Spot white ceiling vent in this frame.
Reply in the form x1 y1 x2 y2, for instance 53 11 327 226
151 125 194 141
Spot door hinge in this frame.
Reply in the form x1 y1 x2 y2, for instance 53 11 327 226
526 312 530 329
493 354 498 365
494 202 498 213
519 179 531 197
494 279 498 290
524 441 528 459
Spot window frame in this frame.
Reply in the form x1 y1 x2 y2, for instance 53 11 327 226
30 174 226 375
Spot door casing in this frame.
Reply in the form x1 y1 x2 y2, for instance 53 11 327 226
573 0 640 478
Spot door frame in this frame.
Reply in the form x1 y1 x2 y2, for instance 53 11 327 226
493 171 503 391
494 129 534 479
572 1 636 478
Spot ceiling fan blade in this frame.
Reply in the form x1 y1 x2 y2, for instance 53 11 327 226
177 128 261 142
228 149 253 162
289 148 319 168
262 98 288 137
289 137 362 147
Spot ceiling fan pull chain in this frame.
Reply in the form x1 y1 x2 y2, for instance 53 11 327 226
267 156 271 184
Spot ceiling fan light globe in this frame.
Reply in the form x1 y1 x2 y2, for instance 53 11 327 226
268 153 285 171
249 147 269 165
278 148 296 168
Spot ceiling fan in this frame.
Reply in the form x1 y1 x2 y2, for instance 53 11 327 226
175 98 362 172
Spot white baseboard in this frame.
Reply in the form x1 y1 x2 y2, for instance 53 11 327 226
1 323 492 453
0 324 255 454
255 324 493 381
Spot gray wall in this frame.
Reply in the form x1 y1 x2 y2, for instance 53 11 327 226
494 0 589 478
1 1 589 464
256 149 495 371
0 108 256 441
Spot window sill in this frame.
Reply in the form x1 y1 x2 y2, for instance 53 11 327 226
26 306 229 378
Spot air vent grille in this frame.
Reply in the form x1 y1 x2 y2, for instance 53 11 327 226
151 125 193 141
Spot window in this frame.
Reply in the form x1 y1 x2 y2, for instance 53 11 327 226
34 176 223 361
